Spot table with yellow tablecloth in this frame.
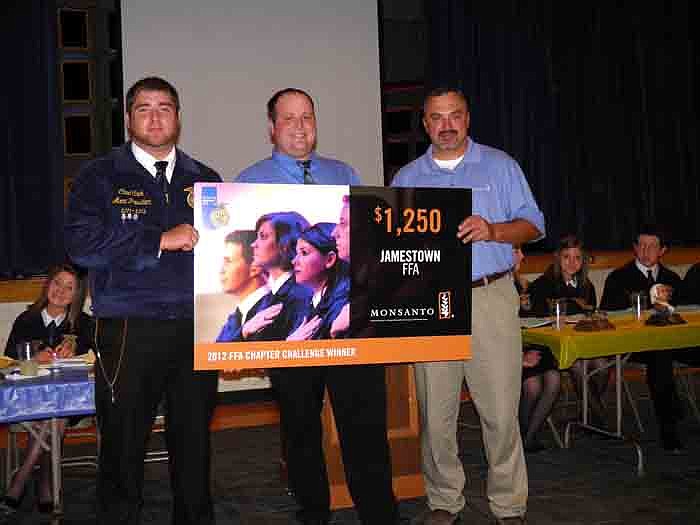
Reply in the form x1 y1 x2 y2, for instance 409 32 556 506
522 309 700 475
523 311 700 370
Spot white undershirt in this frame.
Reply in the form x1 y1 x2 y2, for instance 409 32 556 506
311 286 326 308
433 154 464 170
131 142 176 183
268 272 292 295
635 259 659 281
237 286 270 322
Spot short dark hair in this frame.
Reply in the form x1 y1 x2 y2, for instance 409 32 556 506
423 86 469 113
255 211 310 270
267 88 315 121
126 77 180 114
636 223 668 248
224 230 256 264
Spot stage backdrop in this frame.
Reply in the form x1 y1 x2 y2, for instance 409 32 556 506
194 184 471 369
121 0 384 185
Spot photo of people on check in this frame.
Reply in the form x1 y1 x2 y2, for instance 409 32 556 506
193 183 471 369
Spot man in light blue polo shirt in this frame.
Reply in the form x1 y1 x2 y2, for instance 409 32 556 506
233 88 398 525
236 88 359 185
392 87 545 525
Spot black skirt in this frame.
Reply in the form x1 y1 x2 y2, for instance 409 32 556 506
522 345 558 380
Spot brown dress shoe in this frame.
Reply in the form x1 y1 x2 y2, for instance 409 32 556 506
423 509 460 525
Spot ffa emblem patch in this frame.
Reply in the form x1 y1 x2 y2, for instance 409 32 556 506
210 205 230 228
184 187 195 208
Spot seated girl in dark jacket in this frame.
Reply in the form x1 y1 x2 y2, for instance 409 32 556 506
527 235 610 429
2 264 93 516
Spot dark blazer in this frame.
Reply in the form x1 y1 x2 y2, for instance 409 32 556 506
247 276 311 342
679 263 700 305
5 309 94 359
216 293 268 343
527 266 597 317
600 260 682 311
304 270 350 340
64 142 221 320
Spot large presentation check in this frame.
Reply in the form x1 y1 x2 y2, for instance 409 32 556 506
193 183 471 369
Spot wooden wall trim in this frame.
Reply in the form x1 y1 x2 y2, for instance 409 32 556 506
0 278 44 303
2 247 698 304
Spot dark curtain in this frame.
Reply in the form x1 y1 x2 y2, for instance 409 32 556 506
0 0 63 278
425 1 699 250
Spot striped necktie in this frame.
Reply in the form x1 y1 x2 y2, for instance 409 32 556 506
297 160 314 184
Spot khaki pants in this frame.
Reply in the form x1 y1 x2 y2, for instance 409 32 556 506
414 275 528 518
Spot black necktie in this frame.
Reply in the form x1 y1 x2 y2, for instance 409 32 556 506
155 161 169 203
233 308 243 328
647 269 655 288
47 320 57 347
297 160 314 184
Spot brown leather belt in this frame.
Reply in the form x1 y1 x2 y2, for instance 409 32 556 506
471 270 510 288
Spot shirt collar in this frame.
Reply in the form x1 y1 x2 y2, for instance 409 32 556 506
41 308 66 327
131 142 177 182
635 259 658 279
237 285 270 321
311 286 326 308
426 138 477 170
272 150 318 179
268 272 292 295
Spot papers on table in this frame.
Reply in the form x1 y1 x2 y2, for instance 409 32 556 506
40 357 92 370
520 317 552 329
5 368 51 381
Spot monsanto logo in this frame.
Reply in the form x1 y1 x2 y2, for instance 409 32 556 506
438 291 453 320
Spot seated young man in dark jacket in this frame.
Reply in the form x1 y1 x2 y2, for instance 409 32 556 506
600 224 684 452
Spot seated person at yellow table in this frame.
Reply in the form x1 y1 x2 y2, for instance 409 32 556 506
672 261 700 367
513 246 561 453
525 234 610 427
599 224 685 451
679 261 700 306
1 263 94 517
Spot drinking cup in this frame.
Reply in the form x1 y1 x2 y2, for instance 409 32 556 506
630 292 648 321
16 341 38 376
549 298 567 330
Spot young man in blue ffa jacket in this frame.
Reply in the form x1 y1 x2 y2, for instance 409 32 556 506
392 87 545 525
216 230 269 342
234 88 399 525
65 77 220 525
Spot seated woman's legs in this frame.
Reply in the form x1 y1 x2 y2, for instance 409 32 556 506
569 358 610 426
519 370 561 451
4 419 66 509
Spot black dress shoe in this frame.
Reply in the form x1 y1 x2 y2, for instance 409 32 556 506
37 500 54 515
523 439 547 454
661 424 685 452
0 496 21 512
0 496 21 521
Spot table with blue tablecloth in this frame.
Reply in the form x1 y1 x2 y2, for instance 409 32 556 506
0 367 95 514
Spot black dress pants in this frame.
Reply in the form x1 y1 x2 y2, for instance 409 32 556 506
270 364 398 525
95 318 218 525
631 350 682 438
